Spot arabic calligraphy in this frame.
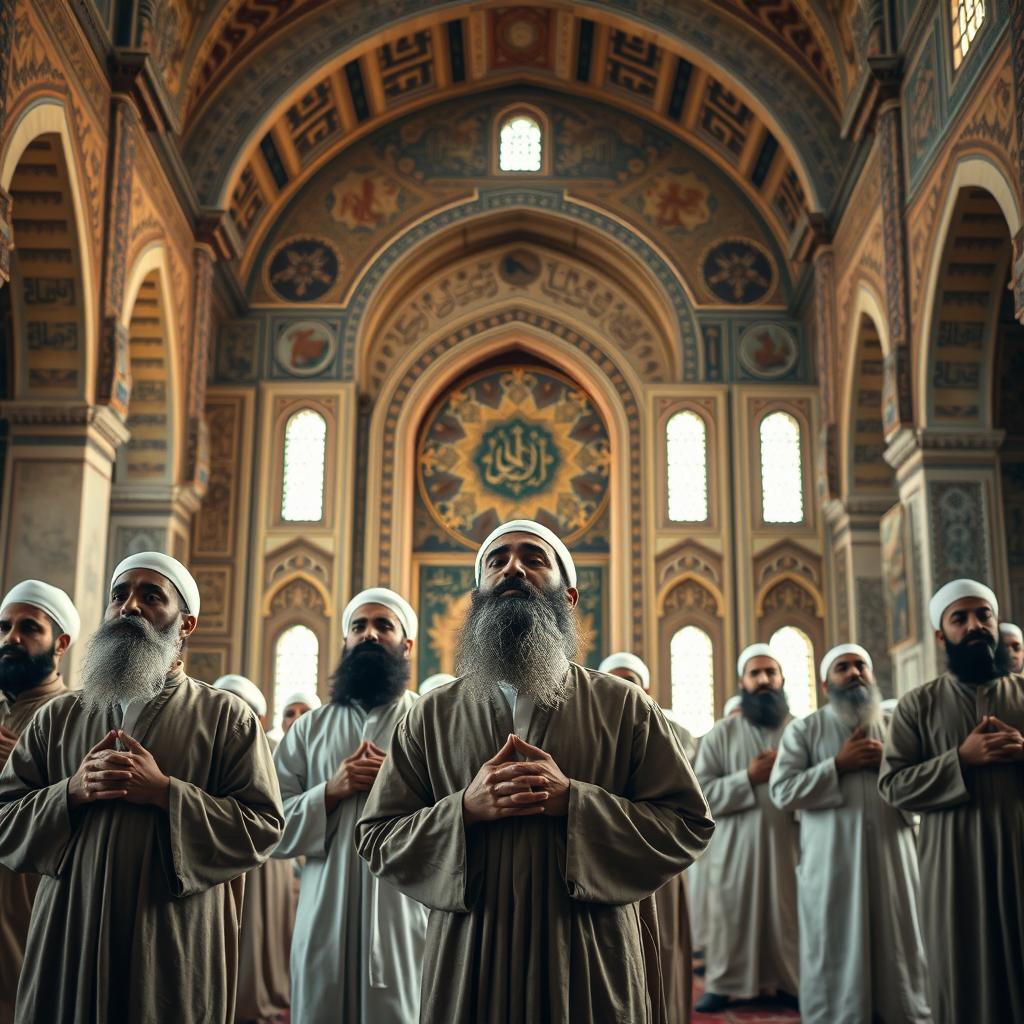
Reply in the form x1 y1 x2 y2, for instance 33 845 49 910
476 419 558 497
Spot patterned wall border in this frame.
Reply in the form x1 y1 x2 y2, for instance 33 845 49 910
376 306 646 648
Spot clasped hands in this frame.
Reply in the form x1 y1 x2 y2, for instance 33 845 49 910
958 715 1024 766
67 730 170 811
462 734 571 825
324 739 387 812
835 726 884 774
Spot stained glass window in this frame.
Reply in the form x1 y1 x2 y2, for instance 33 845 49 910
670 626 716 736
760 411 804 523
667 411 709 522
281 409 327 521
951 0 985 68
499 115 542 172
273 624 319 729
770 626 816 718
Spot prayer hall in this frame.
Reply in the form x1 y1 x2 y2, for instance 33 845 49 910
0 0 1022 1023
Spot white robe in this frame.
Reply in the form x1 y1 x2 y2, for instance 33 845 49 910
769 706 932 1024
273 694 428 1024
694 713 799 999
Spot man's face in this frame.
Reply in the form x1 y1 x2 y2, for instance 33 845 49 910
938 598 997 646
609 667 646 690
821 656 874 697
344 604 411 658
740 656 783 694
0 603 68 693
107 568 197 644
281 702 312 733
478 533 579 608
1002 636 1024 673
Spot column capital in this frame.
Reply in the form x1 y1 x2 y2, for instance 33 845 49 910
0 401 131 460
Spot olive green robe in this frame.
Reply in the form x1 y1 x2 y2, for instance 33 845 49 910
878 673 1024 1024
0 675 68 1023
0 667 284 1024
356 665 715 1024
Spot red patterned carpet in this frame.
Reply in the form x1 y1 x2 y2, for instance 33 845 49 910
691 971 801 1022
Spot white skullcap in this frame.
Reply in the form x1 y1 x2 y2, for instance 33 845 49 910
819 643 873 683
282 689 322 711
736 643 778 678
474 519 577 588
723 694 743 717
213 674 267 717
1 580 81 644
999 623 1023 643
418 672 456 695
341 588 418 641
111 552 200 616
598 652 651 689
929 579 998 631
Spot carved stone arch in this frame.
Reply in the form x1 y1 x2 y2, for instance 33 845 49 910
264 538 334 608
753 539 822 593
655 539 724 593
756 575 825 619
264 575 329 616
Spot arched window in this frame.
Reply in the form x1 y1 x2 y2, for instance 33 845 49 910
670 625 716 736
281 409 327 521
951 0 985 68
770 626 816 718
759 411 804 524
498 115 542 172
273 624 319 729
666 411 709 523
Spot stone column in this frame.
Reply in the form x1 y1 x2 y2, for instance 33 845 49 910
0 402 130 681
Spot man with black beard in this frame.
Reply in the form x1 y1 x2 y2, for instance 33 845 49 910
0 581 79 1023
770 644 931 1024
693 643 798 1014
357 520 713 1024
273 587 428 1024
880 579 1024 1024
0 553 283 1024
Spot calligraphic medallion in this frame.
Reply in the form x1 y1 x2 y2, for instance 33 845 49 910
417 366 611 547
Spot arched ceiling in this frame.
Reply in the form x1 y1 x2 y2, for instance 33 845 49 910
179 1 854 220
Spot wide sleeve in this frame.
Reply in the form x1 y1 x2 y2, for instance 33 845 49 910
769 719 843 812
0 712 75 876
164 714 284 897
878 696 970 812
694 724 757 816
562 704 714 906
357 713 478 913
272 719 332 860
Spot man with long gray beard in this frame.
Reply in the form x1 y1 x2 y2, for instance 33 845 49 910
0 553 284 1024
880 579 1024 1024
693 643 799 1014
0 581 79 1023
770 644 931 1024
357 520 714 1024
273 588 428 1024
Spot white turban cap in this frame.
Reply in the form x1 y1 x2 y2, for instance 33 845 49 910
341 588 418 641
929 579 998 631
474 520 577 588
1 580 81 644
110 552 200 616
598 652 651 690
418 672 456 696
723 694 743 717
213 674 267 717
282 689 322 711
999 623 1023 643
819 643 873 683
736 643 778 679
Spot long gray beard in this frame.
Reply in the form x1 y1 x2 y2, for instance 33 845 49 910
79 615 182 713
828 681 881 729
455 582 580 709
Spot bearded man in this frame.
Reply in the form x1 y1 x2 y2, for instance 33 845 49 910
0 581 79 1022
999 622 1023 673
356 520 714 1024
693 644 799 1014
770 644 931 1024
273 588 428 1024
879 579 1024 1024
0 553 284 1024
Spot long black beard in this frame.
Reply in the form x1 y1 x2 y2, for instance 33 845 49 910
330 642 410 709
827 681 881 729
455 577 579 709
945 631 1011 685
0 644 56 696
740 687 789 729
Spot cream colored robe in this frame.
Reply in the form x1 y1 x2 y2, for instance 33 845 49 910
694 713 798 1000
0 667 284 1024
356 666 715 1024
0 675 67 1023
878 673 1024 1024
